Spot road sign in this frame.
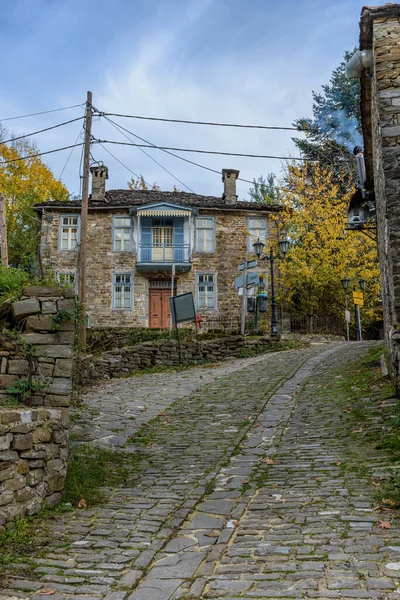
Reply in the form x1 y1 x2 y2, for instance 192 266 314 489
238 260 257 272
345 309 351 323
235 272 260 289
352 291 364 306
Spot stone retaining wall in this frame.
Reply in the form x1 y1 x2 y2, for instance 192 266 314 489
0 285 74 526
75 335 277 387
0 407 68 531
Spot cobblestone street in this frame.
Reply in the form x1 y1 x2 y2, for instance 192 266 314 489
2 341 400 600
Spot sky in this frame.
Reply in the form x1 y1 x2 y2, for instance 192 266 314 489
0 0 368 200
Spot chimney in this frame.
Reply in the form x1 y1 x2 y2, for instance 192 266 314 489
222 169 240 204
90 165 109 201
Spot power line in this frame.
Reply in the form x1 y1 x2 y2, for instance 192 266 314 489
0 116 84 147
99 117 274 187
0 103 84 123
96 141 152 188
95 138 310 162
0 142 84 165
59 126 85 179
98 111 299 131
103 117 195 193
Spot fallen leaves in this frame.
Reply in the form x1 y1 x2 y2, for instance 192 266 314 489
40 590 56 596
379 520 392 529
77 498 87 509
266 459 275 465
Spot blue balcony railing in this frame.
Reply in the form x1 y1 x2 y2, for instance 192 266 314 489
138 243 191 264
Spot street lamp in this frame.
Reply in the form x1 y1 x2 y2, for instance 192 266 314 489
359 278 367 291
341 278 351 342
253 237 289 335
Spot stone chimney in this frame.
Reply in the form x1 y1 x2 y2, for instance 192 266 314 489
90 165 109 201
222 169 240 204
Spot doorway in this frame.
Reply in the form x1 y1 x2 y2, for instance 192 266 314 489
148 281 175 328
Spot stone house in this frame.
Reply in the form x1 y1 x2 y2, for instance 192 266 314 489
349 4 400 384
35 168 281 328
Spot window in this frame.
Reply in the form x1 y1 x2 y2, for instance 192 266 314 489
60 215 80 250
247 217 267 252
195 217 215 253
113 274 133 310
197 274 216 309
57 272 76 288
113 216 132 251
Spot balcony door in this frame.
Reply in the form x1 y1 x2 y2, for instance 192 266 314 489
152 223 173 262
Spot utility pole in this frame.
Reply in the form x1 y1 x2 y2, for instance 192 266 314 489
0 194 8 268
78 91 93 353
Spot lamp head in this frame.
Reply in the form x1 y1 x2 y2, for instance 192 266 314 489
341 277 351 291
253 238 264 259
359 278 367 291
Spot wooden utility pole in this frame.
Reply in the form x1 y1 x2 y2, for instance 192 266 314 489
78 91 93 353
0 194 9 268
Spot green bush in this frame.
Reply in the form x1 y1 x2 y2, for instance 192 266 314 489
0 266 30 301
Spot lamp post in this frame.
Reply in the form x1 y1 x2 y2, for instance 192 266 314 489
253 237 289 335
357 278 367 342
341 277 351 342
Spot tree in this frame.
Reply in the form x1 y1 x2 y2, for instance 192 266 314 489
248 173 282 205
0 127 68 268
278 163 381 324
293 50 361 183
127 176 160 191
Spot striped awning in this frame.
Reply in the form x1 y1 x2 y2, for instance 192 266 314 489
138 208 190 217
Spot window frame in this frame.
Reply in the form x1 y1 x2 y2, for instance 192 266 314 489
56 271 77 291
196 272 217 311
59 214 80 251
247 216 268 252
112 272 134 311
195 216 215 253
112 215 133 252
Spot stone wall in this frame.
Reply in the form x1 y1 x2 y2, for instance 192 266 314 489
0 407 68 531
40 208 278 328
360 8 400 386
0 285 74 526
75 335 277 387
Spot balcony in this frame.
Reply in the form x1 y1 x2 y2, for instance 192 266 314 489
136 243 191 272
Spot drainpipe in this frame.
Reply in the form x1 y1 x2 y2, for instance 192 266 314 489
345 50 372 79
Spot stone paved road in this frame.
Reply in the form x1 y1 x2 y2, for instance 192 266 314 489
2 341 400 600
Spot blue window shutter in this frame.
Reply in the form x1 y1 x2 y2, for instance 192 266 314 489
141 217 152 261
173 217 184 261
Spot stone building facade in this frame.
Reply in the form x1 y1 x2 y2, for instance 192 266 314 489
355 4 400 384
35 168 281 329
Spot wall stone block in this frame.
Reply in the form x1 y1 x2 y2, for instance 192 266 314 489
12 299 41 321
0 285 74 525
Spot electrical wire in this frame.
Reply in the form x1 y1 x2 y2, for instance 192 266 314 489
96 141 152 188
0 116 84 147
0 142 84 165
98 111 299 131
103 117 195 193
59 126 85 179
0 103 84 123
96 138 309 161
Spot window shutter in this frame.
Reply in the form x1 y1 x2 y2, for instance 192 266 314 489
173 217 184 261
141 217 152 261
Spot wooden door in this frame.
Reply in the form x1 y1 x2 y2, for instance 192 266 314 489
149 289 171 328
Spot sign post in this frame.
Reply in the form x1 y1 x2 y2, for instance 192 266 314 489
170 292 196 364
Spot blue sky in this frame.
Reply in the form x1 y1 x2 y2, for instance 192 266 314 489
0 0 367 199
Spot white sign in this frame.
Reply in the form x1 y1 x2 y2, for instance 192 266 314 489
345 310 351 323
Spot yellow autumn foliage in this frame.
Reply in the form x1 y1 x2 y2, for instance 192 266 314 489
0 130 68 266
277 163 381 324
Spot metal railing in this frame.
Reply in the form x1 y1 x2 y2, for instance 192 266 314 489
138 243 191 263
287 315 345 336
